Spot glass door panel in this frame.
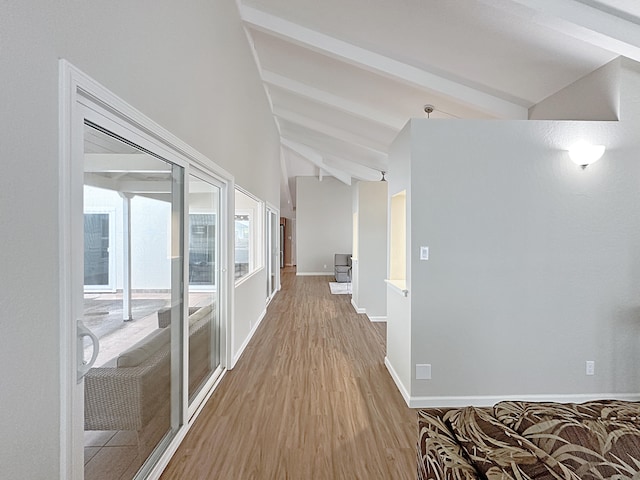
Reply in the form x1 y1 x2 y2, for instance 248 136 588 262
82 124 184 480
266 209 278 299
83 211 115 291
187 175 221 404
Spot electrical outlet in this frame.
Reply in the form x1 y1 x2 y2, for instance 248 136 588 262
416 364 431 380
586 360 595 376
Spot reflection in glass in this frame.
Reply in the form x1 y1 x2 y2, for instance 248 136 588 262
189 214 216 285
234 214 250 279
84 213 110 286
234 188 263 281
188 175 220 403
82 124 183 480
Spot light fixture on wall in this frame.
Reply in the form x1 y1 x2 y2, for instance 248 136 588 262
380 171 386 182
568 141 605 168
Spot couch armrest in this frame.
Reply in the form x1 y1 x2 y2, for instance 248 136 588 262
84 348 170 431
417 409 480 480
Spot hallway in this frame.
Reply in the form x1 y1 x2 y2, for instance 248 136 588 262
161 269 417 479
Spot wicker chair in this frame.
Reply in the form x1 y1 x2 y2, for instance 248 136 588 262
84 304 213 432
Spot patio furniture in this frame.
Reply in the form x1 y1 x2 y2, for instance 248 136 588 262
84 304 213 431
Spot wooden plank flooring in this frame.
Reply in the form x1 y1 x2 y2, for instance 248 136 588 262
161 269 417 479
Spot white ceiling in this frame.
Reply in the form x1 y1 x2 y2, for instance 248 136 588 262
236 0 640 217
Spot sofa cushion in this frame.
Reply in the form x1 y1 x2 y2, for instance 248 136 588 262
117 327 170 368
494 400 640 479
417 409 480 480
447 406 578 479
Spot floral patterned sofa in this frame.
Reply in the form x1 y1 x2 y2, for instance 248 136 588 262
418 400 640 480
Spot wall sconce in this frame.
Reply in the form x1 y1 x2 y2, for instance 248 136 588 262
568 141 605 168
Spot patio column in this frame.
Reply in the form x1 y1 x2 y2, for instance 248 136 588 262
120 193 134 321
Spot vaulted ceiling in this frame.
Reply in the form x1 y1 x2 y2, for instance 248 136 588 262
236 0 640 217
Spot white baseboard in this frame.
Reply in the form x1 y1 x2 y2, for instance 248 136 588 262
384 356 411 407
296 272 334 276
351 298 366 314
232 308 267 367
384 356 640 409
407 392 640 409
368 315 387 322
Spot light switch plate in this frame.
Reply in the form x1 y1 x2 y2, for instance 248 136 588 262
420 246 429 260
586 360 595 376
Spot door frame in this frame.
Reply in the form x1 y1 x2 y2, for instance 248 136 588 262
59 60 234 480
185 166 229 420
265 204 280 303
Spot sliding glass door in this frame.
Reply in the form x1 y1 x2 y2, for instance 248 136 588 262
187 174 222 405
63 61 230 480
82 124 184 480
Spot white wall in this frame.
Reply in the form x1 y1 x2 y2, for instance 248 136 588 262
233 188 268 364
386 60 640 407
233 270 268 364
386 124 413 397
0 1 280 477
400 113 640 405
296 176 353 275
352 181 388 319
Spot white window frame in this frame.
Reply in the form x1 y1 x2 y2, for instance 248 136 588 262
234 187 264 285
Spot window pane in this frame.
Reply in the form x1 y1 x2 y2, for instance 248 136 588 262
234 189 263 281
84 213 110 286
189 214 216 285
187 175 221 403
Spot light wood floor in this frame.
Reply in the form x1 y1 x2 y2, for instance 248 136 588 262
160 268 417 479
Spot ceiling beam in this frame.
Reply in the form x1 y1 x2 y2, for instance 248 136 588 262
323 156 383 182
239 22 282 137
240 5 528 119
486 0 640 62
281 139 352 185
279 146 294 207
262 70 404 130
274 107 391 153
279 121 389 166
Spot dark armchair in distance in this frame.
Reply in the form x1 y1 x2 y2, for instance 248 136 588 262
334 254 352 283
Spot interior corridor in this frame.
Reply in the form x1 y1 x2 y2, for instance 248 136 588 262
161 268 417 479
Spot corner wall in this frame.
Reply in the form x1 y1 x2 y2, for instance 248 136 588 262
385 123 413 400
352 181 388 319
296 176 353 275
